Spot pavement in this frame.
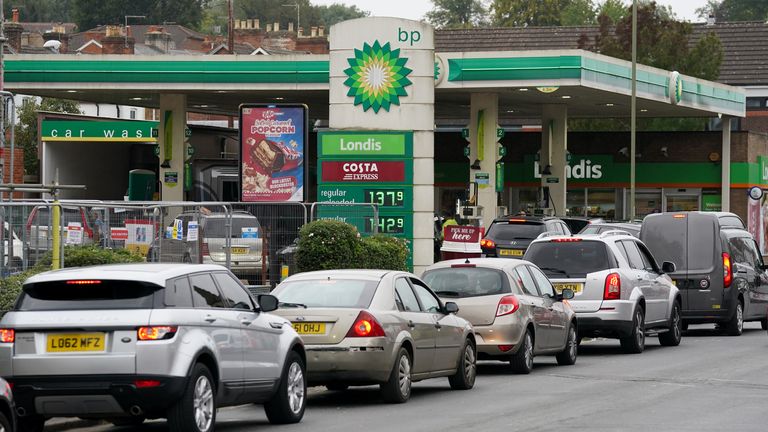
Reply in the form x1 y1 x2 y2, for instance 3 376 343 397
53 322 768 431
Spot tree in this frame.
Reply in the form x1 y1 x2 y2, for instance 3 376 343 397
561 0 597 26
426 0 488 29
72 0 208 31
492 0 571 27
597 0 626 23
17 98 82 177
3 0 73 23
316 3 369 27
696 0 768 22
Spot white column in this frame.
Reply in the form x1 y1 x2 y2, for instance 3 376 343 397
469 93 499 228
722 116 732 212
159 94 187 202
541 105 568 216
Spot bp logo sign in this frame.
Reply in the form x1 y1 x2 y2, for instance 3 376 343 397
344 41 413 113
670 71 683 105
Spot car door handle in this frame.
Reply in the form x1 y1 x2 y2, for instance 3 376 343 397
407 320 415 328
240 319 253 326
204 315 217 323
434 323 442 329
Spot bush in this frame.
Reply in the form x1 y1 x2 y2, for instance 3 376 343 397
0 269 47 317
360 235 409 271
295 220 409 273
36 245 145 268
296 220 363 272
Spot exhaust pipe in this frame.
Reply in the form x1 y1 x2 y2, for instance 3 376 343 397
129 405 143 416
16 407 26 416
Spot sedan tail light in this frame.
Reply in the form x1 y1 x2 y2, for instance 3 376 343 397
138 326 178 341
496 295 519 317
480 239 496 249
346 311 386 337
0 329 14 344
603 273 621 300
723 252 732 288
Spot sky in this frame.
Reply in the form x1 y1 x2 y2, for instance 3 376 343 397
311 0 711 23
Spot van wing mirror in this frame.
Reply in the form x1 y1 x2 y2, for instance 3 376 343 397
559 288 575 300
661 261 676 274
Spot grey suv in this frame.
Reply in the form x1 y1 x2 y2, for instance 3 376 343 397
0 264 306 432
524 232 682 353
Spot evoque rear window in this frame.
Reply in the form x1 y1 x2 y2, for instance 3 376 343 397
17 280 161 311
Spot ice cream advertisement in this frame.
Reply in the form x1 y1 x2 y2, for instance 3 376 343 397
240 105 306 202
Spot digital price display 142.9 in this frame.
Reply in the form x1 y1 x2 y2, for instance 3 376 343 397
365 216 406 234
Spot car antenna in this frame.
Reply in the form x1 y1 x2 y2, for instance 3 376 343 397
464 258 471 264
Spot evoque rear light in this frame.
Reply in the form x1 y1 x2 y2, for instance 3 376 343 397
138 326 178 341
0 329 14 343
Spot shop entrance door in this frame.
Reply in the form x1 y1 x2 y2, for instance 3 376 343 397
664 188 701 212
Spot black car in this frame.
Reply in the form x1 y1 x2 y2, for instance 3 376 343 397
0 377 15 432
480 215 571 258
560 217 604 234
641 211 767 335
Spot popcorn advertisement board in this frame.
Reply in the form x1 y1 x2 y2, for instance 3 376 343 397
240 105 307 202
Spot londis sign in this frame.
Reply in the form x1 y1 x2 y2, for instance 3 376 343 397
319 131 413 158
319 160 412 183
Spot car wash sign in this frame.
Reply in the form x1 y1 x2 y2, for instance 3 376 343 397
41 120 158 142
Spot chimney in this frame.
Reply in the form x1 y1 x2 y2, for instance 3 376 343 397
11 8 19 22
707 14 716 25
298 27 303 37
3 21 23 53
266 23 273 32
273 22 280 32
318 26 325 37
248 19 255 29
145 27 175 53
102 26 134 54
254 19 260 30
288 22 294 32
310 26 317 37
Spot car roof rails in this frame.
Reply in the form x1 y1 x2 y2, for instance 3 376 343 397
600 230 633 239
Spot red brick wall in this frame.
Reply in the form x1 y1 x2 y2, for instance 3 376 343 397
0 147 25 199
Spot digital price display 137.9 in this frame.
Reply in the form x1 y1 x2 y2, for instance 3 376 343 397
364 189 405 208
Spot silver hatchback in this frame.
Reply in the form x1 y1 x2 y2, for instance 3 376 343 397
0 264 306 432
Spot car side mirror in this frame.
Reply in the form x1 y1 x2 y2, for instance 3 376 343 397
444 302 459 314
559 288 575 300
661 261 676 274
257 294 279 312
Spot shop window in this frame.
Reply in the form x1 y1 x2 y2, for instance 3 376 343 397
567 189 586 217
634 190 662 218
587 189 617 219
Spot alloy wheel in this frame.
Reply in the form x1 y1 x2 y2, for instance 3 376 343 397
524 333 533 370
464 344 477 383
635 309 645 349
737 303 743 333
193 375 214 432
398 354 411 397
672 306 682 341
287 362 305 414
568 327 578 360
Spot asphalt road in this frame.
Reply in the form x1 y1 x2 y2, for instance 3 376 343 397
62 322 768 432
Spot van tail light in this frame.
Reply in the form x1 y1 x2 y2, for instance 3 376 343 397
346 311 386 337
480 239 496 249
723 252 733 288
496 295 520 317
604 273 621 300
137 326 178 341
201 242 210 256
0 329 14 344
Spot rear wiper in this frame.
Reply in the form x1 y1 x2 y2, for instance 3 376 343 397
435 290 461 297
538 267 570 277
278 302 307 309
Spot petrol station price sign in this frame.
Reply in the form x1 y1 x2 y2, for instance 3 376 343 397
317 185 413 211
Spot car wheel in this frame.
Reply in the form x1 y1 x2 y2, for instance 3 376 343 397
725 301 744 336
556 325 578 366
264 351 307 424
659 302 683 346
0 410 13 432
620 307 645 354
448 338 477 390
325 384 349 391
380 347 412 403
16 415 45 432
681 321 689 331
510 329 534 374
167 363 216 432
762 319 768 331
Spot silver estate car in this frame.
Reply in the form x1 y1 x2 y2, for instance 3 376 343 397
524 232 682 353
0 264 306 432
271 270 477 403
423 258 578 374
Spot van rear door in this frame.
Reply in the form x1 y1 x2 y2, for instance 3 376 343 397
641 214 690 308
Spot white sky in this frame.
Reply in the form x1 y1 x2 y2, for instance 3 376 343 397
311 0 710 23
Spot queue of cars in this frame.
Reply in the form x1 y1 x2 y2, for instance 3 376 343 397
0 210 763 432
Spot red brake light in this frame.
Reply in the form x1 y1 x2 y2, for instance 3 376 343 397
480 239 496 248
496 295 519 317
508 219 527 223
138 326 178 341
673 214 686 219
66 280 102 285
603 273 621 300
552 238 582 242
346 311 386 337
201 242 210 256
451 263 476 268
134 380 162 388
723 252 732 288
0 329 14 343
497 344 515 352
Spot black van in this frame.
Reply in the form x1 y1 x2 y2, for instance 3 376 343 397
640 211 768 335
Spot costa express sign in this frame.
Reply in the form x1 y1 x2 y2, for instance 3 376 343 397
320 160 412 183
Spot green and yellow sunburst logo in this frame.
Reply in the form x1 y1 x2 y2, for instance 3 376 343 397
343 41 413 113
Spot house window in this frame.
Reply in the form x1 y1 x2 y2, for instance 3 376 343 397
129 109 137 120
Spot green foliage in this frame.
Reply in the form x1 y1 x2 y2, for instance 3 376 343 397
296 220 363 272
597 0 626 22
295 220 409 273
427 0 488 29
315 3 369 27
4 0 73 23
0 270 46 317
560 0 597 26
697 0 768 22
17 98 82 177
492 0 571 26
359 235 409 272
73 0 208 31
36 245 145 268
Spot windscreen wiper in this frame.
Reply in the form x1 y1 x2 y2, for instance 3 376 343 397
435 290 461 297
537 267 570 277
278 302 307 309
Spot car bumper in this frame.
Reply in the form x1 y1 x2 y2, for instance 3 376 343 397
7 374 187 418
472 319 526 358
575 300 636 338
304 340 395 385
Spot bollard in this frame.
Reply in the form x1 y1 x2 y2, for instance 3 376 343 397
52 201 61 270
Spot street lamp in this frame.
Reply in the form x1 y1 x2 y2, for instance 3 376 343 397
282 3 300 32
125 15 146 47
629 0 637 220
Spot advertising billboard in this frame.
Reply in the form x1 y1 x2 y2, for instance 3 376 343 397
240 104 307 202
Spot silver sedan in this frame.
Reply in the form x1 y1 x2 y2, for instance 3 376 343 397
270 269 477 403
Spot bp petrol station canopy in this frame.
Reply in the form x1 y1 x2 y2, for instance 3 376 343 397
4 49 745 121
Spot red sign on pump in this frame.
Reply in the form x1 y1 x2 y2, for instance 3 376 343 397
444 225 482 243
321 161 406 183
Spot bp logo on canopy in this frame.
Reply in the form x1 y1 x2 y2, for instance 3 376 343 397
343 41 413 113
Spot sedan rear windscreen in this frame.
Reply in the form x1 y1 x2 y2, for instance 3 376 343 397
524 241 612 278
422 268 510 298
204 217 260 238
276 279 378 308
17 280 161 311
488 222 545 240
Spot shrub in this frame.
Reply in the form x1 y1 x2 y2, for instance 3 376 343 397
36 245 145 268
0 269 47 317
360 235 409 271
296 220 363 272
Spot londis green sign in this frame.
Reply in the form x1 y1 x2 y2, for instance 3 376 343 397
319 131 413 158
